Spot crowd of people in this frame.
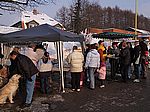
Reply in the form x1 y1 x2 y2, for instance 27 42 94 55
68 39 149 91
0 39 149 108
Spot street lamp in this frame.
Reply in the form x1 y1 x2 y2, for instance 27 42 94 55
135 0 138 35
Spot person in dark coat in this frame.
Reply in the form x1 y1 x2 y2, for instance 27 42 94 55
127 42 134 79
108 42 120 79
9 51 39 107
133 41 141 82
120 41 131 82
139 40 148 79
9 51 38 80
9 47 21 79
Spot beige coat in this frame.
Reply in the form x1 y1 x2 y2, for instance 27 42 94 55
67 50 84 72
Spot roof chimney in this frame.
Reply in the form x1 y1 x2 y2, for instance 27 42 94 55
32 9 39 15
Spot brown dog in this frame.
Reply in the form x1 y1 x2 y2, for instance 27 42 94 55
0 74 21 104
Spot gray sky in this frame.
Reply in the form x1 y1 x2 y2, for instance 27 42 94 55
0 0 150 26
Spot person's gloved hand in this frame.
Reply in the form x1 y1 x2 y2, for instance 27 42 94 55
28 78 32 82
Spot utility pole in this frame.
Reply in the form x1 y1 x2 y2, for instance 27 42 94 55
135 0 138 36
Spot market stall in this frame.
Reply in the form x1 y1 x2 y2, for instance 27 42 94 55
92 32 136 39
0 24 84 92
92 32 136 80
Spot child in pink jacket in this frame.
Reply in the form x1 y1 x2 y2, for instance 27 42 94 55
98 62 106 88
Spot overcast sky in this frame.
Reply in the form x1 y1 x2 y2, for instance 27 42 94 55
0 0 150 26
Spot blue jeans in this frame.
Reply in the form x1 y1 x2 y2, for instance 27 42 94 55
26 74 36 104
134 64 141 79
88 67 97 89
86 69 90 82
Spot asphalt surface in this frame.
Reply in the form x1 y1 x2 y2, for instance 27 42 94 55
0 70 150 112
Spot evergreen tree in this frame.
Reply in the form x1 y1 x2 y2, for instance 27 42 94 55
56 0 150 32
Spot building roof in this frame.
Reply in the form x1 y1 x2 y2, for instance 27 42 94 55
84 27 135 35
126 27 150 35
21 10 64 28
11 10 64 29
0 25 22 34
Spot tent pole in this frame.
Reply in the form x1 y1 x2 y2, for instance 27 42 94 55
57 41 65 93
1 43 3 54
59 41 65 92
0 43 4 65
56 42 61 92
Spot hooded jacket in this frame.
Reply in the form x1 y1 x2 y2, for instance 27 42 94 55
85 49 100 68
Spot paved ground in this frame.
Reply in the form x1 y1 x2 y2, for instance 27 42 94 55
0 70 150 112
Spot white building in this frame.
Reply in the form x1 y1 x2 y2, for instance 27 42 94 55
11 9 64 29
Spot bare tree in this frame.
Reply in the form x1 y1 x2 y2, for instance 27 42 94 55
56 0 150 32
56 6 69 28
0 0 56 11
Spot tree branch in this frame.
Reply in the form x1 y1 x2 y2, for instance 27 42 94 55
1 0 29 5
0 0 56 11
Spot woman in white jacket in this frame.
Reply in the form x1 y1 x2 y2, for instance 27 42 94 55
67 46 84 92
85 44 100 89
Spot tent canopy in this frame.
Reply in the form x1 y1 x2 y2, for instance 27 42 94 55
0 24 84 43
0 24 84 92
92 32 136 39
138 34 150 38
126 27 150 35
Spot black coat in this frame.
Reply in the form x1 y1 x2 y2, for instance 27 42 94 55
9 58 18 79
120 47 131 65
140 41 148 56
11 54 39 79
129 47 134 63
133 45 141 64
